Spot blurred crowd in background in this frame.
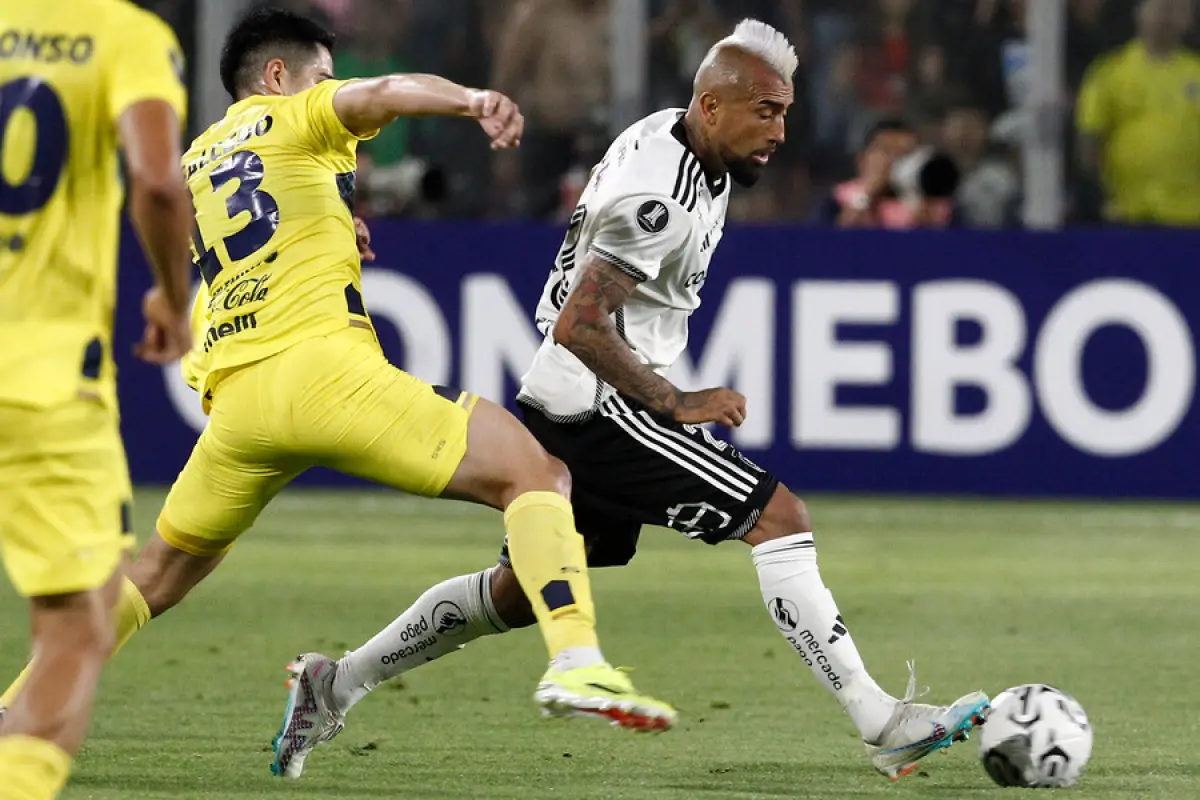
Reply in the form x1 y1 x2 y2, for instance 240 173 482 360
139 0 1200 228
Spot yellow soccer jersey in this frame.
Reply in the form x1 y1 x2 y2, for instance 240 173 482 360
180 280 209 393
1077 41 1200 225
182 80 376 404
0 0 186 407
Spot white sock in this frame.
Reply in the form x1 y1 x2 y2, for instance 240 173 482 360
551 646 606 671
752 533 897 742
333 567 509 712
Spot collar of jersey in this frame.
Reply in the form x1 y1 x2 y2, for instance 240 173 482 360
1130 40 1186 67
230 93 280 111
670 114 728 198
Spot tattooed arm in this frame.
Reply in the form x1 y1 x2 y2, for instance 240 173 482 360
553 253 746 426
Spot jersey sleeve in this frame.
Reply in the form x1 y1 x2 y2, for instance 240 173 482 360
292 79 378 155
106 9 187 125
587 194 692 282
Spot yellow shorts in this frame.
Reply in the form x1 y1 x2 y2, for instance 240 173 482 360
159 327 477 556
0 398 133 597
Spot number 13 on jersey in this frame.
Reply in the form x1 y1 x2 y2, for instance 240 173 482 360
190 149 280 287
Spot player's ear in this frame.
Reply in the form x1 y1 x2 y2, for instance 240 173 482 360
262 57 288 95
700 92 720 125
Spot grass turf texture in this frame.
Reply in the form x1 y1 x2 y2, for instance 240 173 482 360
1 490 1197 799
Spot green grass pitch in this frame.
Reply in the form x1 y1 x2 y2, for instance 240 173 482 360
2 489 1198 799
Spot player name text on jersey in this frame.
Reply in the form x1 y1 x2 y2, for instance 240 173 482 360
0 31 94 64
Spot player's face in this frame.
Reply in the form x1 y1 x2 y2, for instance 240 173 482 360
1139 0 1193 41
279 45 336 96
859 129 918 178
712 71 793 187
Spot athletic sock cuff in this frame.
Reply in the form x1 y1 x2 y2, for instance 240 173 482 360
503 491 572 524
0 734 72 782
750 532 816 563
122 577 152 627
476 567 510 634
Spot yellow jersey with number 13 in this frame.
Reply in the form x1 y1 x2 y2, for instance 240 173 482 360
0 0 186 408
182 79 376 407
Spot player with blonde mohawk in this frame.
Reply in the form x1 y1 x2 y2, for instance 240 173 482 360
288 18 990 781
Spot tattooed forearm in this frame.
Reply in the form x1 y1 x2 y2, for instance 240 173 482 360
553 253 683 415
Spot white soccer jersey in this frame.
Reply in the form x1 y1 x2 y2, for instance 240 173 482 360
519 109 731 420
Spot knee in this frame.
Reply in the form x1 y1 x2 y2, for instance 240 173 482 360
509 449 572 505
15 591 113 746
490 566 536 630
31 591 114 659
80 604 116 658
539 454 572 500
83 609 115 658
746 485 812 544
788 492 813 532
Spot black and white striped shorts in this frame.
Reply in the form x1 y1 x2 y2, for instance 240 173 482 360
499 394 779 569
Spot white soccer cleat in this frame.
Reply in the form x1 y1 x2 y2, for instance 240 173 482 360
865 662 990 781
270 653 345 778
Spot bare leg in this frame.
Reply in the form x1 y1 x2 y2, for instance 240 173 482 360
279 398 674 782
3 580 116 756
488 563 536 629
440 398 571 508
126 533 226 618
438 398 602 665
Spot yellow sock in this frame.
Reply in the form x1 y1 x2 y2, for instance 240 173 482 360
0 578 151 710
503 492 599 658
0 735 72 800
112 576 153 650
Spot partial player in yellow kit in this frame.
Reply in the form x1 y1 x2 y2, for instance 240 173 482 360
0 1 194 798
0 6 676 781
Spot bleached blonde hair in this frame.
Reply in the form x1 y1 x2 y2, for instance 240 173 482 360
705 19 799 83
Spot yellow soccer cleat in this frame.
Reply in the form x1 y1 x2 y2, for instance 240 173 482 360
534 664 677 732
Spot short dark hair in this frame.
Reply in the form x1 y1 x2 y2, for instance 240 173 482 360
861 117 915 151
220 7 335 99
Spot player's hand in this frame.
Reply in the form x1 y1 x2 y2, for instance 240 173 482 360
467 89 524 150
134 286 192 365
354 216 375 262
673 388 747 427
860 147 893 198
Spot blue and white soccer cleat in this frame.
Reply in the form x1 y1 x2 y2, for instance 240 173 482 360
864 662 991 781
271 653 345 778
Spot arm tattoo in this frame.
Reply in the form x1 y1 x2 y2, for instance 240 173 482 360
553 253 683 415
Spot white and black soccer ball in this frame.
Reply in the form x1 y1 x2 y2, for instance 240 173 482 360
979 684 1093 788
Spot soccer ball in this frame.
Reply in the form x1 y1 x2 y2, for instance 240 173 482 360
978 684 1093 788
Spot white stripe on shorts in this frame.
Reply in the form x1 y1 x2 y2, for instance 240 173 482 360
611 395 759 490
625 409 758 486
600 396 754 501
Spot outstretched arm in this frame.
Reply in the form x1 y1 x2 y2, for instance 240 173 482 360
333 76 523 149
